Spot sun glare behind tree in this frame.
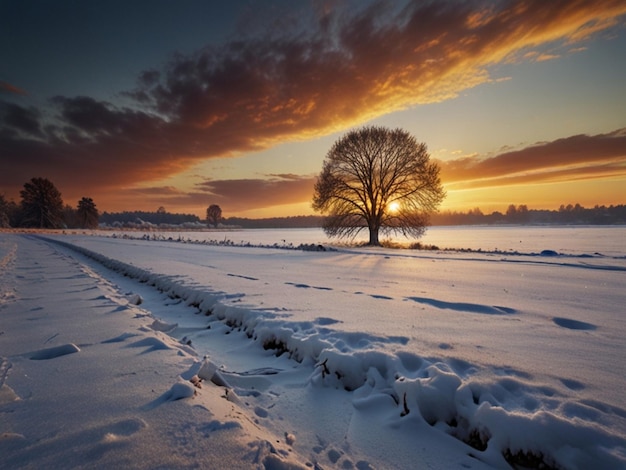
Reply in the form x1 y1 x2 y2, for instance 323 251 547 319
312 126 445 246
388 201 400 213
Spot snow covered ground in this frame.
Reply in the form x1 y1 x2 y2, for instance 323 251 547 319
1 227 625 469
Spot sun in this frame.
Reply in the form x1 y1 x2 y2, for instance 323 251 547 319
387 201 400 213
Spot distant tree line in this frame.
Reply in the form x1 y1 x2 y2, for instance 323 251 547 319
223 215 324 229
1 177 99 229
224 204 626 229
99 211 323 229
99 207 201 227
431 204 626 226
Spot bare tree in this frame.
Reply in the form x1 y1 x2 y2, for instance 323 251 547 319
206 204 222 228
312 126 445 246
19 177 65 228
76 197 99 228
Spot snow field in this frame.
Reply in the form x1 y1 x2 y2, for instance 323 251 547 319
0 235 316 469
36 231 626 469
0 232 626 469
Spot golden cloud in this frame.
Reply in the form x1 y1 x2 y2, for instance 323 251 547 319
441 129 626 190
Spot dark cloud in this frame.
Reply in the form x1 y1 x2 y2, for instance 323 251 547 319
441 129 626 189
0 97 193 195
0 101 43 137
1 0 625 211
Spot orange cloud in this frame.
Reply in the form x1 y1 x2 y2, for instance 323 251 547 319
536 53 561 62
1 0 625 212
441 128 626 190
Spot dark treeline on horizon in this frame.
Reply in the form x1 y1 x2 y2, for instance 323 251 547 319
98 211 323 229
96 203 626 229
223 215 324 229
4 201 626 230
431 203 626 226
225 204 626 228
99 209 201 227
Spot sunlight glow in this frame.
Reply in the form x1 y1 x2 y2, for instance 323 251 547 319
388 201 400 213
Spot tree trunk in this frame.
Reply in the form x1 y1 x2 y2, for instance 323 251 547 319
368 226 380 246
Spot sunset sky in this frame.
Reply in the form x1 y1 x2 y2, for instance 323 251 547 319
1 0 625 218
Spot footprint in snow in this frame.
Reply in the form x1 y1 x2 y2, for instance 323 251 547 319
553 317 597 330
101 332 139 344
406 296 517 315
370 294 393 300
29 343 80 360
196 420 242 437
560 378 586 391
285 282 310 288
286 281 333 290
125 337 173 353
101 417 147 438
227 273 259 281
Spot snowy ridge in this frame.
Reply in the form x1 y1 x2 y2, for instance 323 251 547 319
40 235 626 469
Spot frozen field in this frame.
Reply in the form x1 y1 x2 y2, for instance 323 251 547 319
1 226 625 469
98 225 626 256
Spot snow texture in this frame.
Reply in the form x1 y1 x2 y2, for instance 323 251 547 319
0 227 625 469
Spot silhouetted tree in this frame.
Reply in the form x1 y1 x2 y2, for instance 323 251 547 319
206 204 222 227
0 194 17 228
505 204 530 223
517 204 529 223
63 204 78 228
154 206 168 224
76 197 99 228
505 204 518 220
19 177 64 228
312 126 445 245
